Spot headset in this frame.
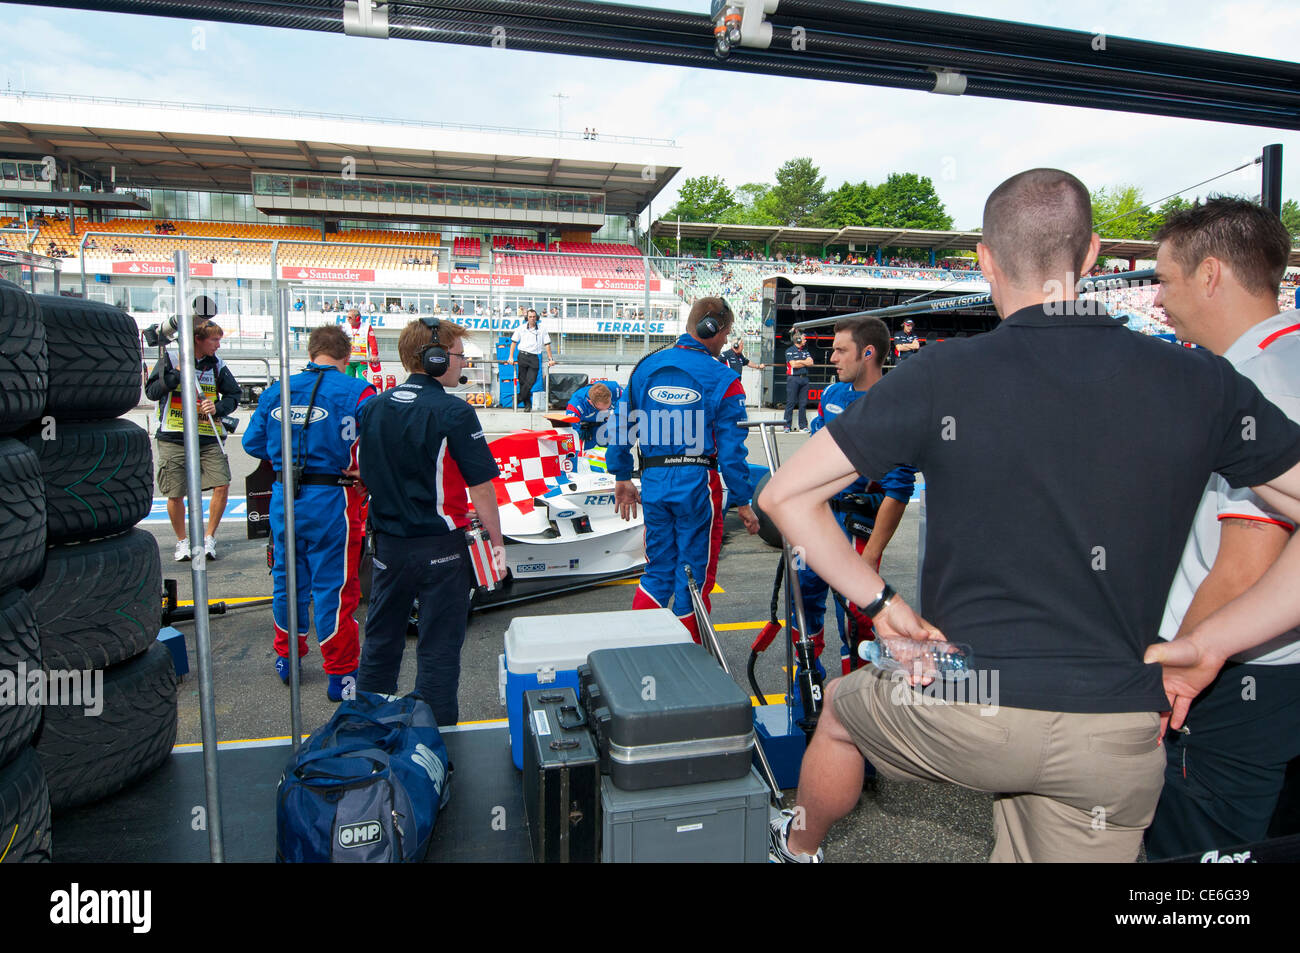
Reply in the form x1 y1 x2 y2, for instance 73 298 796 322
418 317 449 377
695 306 727 340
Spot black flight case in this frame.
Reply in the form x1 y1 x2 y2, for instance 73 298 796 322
578 643 754 791
521 687 600 863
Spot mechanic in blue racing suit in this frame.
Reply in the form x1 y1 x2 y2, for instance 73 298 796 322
564 380 624 450
605 297 760 643
243 324 376 701
796 316 917 678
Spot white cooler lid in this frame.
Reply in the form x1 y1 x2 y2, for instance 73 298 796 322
504 608 692 675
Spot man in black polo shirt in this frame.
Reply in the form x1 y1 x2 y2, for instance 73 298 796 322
357 318 505 726
761 168 1300 863
720 337 765 377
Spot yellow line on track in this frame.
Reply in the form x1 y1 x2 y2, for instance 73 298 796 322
596 578 724 594
176 596 269 606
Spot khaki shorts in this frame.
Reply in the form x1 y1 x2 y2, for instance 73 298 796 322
155 439 231 497
831 665 1166 862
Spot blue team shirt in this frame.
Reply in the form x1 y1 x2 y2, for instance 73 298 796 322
243 363 374 474
566 381 625 423
605 334 752 507
810 380 916 504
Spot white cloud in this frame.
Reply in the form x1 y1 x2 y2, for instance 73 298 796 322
0 1 1296 235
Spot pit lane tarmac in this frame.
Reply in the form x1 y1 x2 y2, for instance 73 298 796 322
91 413 997 863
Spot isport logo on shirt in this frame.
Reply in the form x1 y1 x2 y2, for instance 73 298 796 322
647 385 701 405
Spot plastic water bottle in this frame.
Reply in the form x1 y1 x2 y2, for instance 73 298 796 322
859 636 973 680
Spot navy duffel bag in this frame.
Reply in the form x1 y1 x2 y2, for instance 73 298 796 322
276 692 450 862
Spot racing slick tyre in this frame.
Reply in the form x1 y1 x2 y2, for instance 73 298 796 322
0 278 48 435
35 641 178 814
29 529 162 672
0 746 52 862
750 472 784 549
35 295 142 421
0 589 42 770
0 439 47 594
21 419 153 545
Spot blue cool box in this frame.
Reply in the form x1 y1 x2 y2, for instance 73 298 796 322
499 609 693 770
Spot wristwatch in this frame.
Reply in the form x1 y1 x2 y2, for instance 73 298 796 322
862 582 897 619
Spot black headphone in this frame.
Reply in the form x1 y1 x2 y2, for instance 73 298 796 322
418 317 449 376
696 308 725 340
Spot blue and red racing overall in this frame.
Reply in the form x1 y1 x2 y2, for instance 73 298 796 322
243 363 375 685
796 379 916 676
606 335 751 642
565 380 624 450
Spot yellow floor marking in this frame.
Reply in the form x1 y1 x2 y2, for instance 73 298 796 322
596 578 724 594
0 824 17 863
751 694 786 706
173 716 513 751
176 596 269 607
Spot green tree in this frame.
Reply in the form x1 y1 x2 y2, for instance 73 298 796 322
813 181 878 228
664 174 739 224
1143 195 1194 238
720 182 780 226
1091 184 1157 240
1281 199 1300 241
870 172 953 231
768 157 826 226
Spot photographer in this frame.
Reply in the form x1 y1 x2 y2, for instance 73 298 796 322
145 306 241 561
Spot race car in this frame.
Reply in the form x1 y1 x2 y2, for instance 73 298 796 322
471 427 647 608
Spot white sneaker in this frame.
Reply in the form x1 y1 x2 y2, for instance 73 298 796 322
768 808 823 863
174 538 191 562
204 535 217 560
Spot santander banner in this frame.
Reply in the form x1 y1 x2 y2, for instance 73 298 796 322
581 277 661 292
281 266 375 282
436 272 525 287
112 261 214 277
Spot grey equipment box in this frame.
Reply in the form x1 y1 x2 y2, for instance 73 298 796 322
600 768 770 863
580 642 754 790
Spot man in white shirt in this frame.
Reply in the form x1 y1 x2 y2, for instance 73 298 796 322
505 308 556 411
1145 197 1300 860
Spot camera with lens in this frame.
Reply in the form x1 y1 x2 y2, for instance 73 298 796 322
143 295 218 348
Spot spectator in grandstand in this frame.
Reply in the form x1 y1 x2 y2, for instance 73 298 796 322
761 168 1300 864
145 303 241 563
1141 198 1300 862
243 324 375 701
293 298 305 312
892 319 921 362
783 330 814 432
505 308 555 411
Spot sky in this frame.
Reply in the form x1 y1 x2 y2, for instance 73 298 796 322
1 0 1297 230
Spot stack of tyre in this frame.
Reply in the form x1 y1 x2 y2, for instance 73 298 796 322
0 279 178 861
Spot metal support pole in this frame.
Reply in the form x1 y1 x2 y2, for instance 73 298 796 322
79 233 87 299
685 566 784 807
276 287 304 752
643 255 651 353
173 249 225 862
269 240 280 358
1261 143 1283 215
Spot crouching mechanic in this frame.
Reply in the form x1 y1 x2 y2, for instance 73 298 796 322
605 297 760 642
795 317 917 678
356 318 506 726
564 380 624 450
243 324 375 702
